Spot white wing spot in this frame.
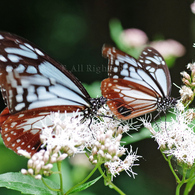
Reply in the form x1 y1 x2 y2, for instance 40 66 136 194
6 47 38 59
146 66 151 70
24 43 34 51
10 122 17 128
0 35 4 39
16 139 21 143
27 94 38 102
145 60 151 64
7 137 11 141
16 94 23 102
28 85 35 93
146 56 161 65
121 69 129 77
15 103 25 111
17 147 21 150
21 142 25 145
12 143 16 147
18 114 25 118
16 86 24 94
6 66 13 72
8 54 20 63
35 48 44 56
15 64 25 73
115 60 119 65
143 52 147 55
113 67 118 72
123 63 128 69
26 66 37 74
114 89 120 92
113 75 119 79
0 55 7 62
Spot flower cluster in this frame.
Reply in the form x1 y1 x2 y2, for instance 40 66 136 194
180 63 195 105
89 108 140 178
142 109 195 167
20 107 141 179
104 147 140 179
21 148 67 179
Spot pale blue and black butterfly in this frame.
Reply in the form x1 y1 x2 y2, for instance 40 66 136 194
0 32 106 155
101 46 176 120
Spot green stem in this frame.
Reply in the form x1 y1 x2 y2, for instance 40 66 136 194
162 154 180 183
98 166 126 195
41 177 60 192
184 179 195 195
184 168 195 195
175 165 187 195
57 161 64 195
65 162 101 195
176 182 183 195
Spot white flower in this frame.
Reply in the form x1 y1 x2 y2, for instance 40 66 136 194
143 109 195 167
21 106 141 179
179 86 194 104
40 111 92 156
104 147 140 180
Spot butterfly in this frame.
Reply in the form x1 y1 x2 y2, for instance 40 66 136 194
101 46 176 120
0 32 107 156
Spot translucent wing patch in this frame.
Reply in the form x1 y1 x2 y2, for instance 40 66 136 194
0 32 91 114
138 47 171 97
0 105 83 155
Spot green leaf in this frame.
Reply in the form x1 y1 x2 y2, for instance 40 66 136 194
0 172 59 195
68 175 102 194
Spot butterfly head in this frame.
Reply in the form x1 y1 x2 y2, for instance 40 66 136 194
157 96 177 114
82 96 107 119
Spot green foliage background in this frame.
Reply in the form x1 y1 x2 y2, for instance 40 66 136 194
0 0 194 194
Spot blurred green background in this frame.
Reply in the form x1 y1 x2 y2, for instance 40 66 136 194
0 0 194 194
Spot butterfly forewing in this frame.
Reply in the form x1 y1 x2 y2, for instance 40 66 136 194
101 46 173 120
0 32 91 114
138 47 171 97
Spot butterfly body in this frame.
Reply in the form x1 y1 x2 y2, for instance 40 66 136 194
0 32 106 155
101 46 176 120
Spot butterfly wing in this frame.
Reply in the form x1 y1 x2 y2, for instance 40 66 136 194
0 106 81 155
0 32 91 114
0 32 91 155
101 46 171 120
